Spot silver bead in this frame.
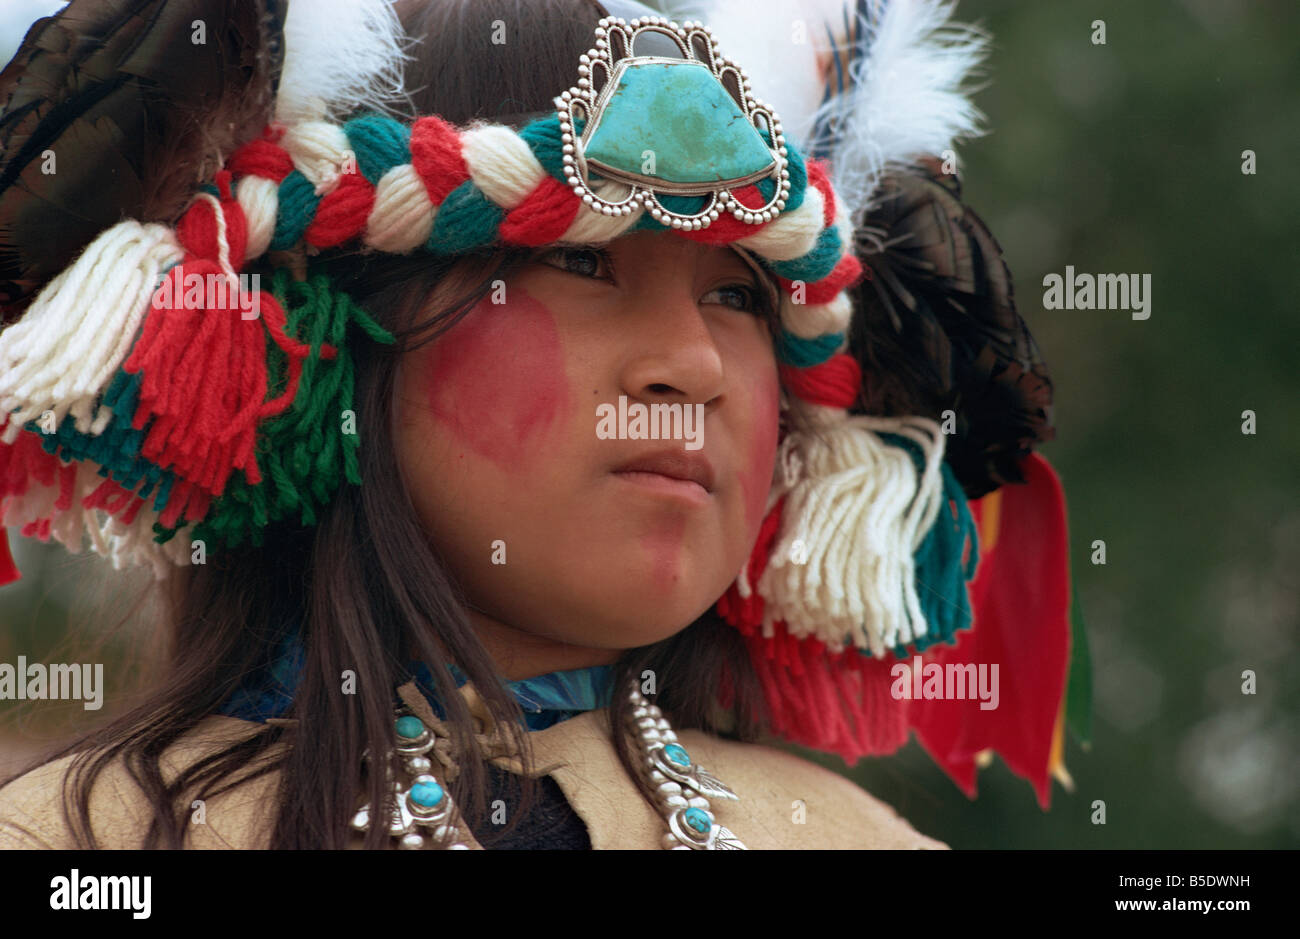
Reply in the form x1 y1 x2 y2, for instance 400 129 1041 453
449 843 471 850
662 832 682 849
649 769 666 784
400 832 424 849
656 781 682 797
664 794 688 809
406 755 432 775
687 796 710 809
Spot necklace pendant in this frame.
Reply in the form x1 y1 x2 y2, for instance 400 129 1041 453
352 709 472 849
627 681 747 850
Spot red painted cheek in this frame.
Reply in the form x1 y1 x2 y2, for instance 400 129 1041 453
421 288 570 469
738 369 781 532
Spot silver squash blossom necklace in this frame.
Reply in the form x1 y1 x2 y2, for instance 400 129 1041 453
352 679 746 849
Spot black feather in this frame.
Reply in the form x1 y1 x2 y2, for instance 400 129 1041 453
847 155 1055 500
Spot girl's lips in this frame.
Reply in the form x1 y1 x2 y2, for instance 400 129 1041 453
611 470 712 503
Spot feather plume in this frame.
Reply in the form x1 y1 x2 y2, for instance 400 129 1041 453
807 0 989 220
274 0 411 124
0 0 287 323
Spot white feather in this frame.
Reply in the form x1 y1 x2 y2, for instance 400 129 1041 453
671 0 988 219
813 0 989 218
275 0 412 124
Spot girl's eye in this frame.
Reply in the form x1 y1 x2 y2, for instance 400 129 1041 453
538 247 610 279
702 283 764 314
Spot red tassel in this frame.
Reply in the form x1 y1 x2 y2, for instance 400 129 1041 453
123 189 316 502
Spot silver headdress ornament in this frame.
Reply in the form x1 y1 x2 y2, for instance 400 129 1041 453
555 14 790 230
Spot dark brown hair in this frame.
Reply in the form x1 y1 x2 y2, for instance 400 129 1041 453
3 0 772 849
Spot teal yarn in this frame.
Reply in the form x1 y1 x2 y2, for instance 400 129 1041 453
872 433 980 658
776 330 842 367
26 368 177 512
519 115 584 180
270 170 321 251
183 267 396 550
426 179 504 255
344 114 412 185
769 224 842 283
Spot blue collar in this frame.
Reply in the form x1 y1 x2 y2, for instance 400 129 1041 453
217 635 612 731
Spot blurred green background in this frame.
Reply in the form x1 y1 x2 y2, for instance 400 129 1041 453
2 0 1297 847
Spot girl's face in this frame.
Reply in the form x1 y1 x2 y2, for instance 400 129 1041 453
393 231 781 678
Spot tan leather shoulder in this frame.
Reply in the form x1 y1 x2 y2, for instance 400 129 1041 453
675 729 949 850
0 716 281 850
516 708 947 850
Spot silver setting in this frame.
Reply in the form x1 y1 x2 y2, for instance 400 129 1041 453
555 16 790 231
624 679 747 850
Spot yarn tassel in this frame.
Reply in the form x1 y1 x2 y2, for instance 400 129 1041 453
123 185 315 500
177 268 391 550
0 221 183 443
757 409 946 656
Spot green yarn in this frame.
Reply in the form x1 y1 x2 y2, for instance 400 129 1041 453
519 115 584 180
776 330 842 367
184 267 395 549
344 114 412 185
873 434 979 658
426 179 504 255
769 224 842 283
27 367 177 510
271 171 320 251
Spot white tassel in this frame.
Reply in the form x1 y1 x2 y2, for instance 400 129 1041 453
0 221 182 443
757 407 945 656
275 0 411 124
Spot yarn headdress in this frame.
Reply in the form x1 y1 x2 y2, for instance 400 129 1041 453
0 0 1087 806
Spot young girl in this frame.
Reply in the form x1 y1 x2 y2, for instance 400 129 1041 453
0 0 1074 849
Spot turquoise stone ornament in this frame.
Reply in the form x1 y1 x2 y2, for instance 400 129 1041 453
663 743 691 767
395 715 425 740
556 14 791 232
683 806 713 834
583 61 776 190
410 780 444 808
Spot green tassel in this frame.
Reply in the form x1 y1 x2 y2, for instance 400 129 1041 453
187 268 395 549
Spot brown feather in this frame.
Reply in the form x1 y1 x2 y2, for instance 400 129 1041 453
0 0 287 324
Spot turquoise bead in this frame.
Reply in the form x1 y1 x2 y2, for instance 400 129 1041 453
410 780 444 808
683 806 712 834
663 743 691 768
395 715 425 740
584 60 775 187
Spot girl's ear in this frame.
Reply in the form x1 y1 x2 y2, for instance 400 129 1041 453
0 0 289 322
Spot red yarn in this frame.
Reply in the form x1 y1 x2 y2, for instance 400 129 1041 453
499 175 583 245
777 254 863 305
226 138 294 183
306 171 375 248
778 353 862 409
125 193 314 502
806 159 837 227
0 420 64 498
410 116 470 205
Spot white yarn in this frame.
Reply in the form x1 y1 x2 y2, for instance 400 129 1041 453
460 124 548 210
0 221 182 443
237 176 280 260
734 184 824 261
757 409 946 655
275 0 411 125
282 121 355 194
780 292 852 338
366 163 436 253
560 180 643 243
